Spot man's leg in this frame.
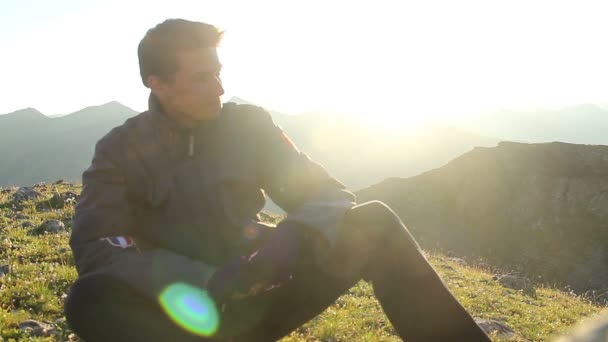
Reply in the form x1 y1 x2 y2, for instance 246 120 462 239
233 200 490 342
227 258 361 341
65 272 211 342
342 201 491 341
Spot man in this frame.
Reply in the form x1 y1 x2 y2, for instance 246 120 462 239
64 18 491 341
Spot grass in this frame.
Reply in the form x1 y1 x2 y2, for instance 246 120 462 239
0 183 605 341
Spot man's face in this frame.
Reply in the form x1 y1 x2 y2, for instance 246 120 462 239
151 47 224 123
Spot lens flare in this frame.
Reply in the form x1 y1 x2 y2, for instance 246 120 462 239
158 282 220 336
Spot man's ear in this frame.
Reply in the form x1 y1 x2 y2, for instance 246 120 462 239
147 75 166 96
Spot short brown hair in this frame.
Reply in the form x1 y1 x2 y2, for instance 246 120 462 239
138 19 223 87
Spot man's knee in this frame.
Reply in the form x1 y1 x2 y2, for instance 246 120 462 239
345 200 408 239
64 273 130 333
345 200 424 262
348 200 394 218
65 274 101 333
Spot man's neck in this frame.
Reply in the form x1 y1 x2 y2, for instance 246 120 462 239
150 94 201 129
164 109 199 129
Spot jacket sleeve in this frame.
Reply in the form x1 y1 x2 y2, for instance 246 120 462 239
70 129 135 248
70 128 217 298
252 106 357 250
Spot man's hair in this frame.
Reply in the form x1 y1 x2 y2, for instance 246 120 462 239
138 18 223 87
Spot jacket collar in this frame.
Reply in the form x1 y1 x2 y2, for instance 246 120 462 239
148 93 197 133
147 93 224 158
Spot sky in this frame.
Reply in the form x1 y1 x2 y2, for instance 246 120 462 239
2 0 608 127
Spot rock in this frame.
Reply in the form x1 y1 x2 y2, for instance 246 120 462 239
21 221 34 228
441 264 455 271
53 179 64 185
19 320 57 337
37 191 78 210
50 191 77 208
0 238 12 252
15 213 28 220
495 274 537 297
13 187 41 202
555 311 608 342
28 220 66 236
1 187 16 194
475 319 516 339
0 264 9 277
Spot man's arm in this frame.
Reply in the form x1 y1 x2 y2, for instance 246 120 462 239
251 106 356 252
70 128 217 300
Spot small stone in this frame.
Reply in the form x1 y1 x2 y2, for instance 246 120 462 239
53 179 64 185
50 192 78 208
21 221 34 228
13 187 41 202
0 264 9 277
0 238 12 251
19 319 56 337
29 220 66 236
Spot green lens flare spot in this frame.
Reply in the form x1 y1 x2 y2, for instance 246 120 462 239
159 282 220 336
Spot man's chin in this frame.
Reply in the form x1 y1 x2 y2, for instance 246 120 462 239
194 106 221 120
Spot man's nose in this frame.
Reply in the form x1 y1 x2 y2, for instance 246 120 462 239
211 75 224 97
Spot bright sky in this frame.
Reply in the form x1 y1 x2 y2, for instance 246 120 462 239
2 0 608 126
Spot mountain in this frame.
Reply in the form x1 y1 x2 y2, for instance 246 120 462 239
455 104 608 145
0 102 138 186
1 99 499 189
357 141 608 294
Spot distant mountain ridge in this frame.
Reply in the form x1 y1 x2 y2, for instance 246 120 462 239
456 104 608 145
0 102 138 186
0 98 500 188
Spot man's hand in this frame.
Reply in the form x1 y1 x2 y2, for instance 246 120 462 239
207 222 302 304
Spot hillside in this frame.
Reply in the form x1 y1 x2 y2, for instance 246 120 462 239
0 183 605 341
357 141 608 296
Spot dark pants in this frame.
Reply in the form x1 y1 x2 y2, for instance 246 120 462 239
65 201 491 341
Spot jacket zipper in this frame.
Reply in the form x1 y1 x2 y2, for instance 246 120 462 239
188 134 195 157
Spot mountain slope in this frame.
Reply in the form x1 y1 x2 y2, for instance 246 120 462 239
357 141 608 294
